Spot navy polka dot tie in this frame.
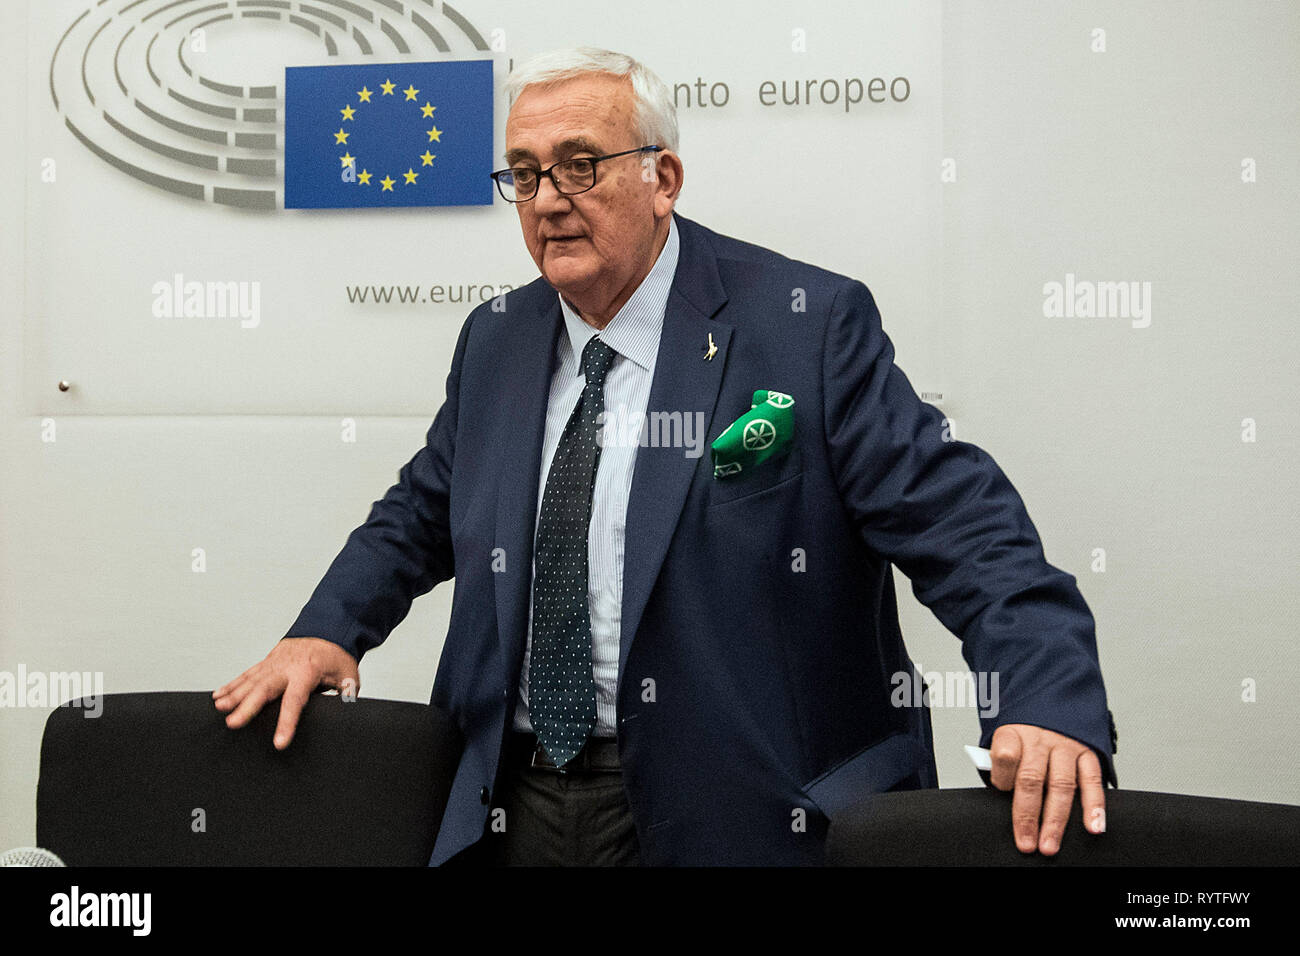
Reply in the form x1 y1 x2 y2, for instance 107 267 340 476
529 335 618 767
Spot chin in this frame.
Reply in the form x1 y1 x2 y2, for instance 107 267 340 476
542 258 594 291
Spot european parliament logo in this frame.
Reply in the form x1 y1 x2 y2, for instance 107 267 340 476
285 59 492 208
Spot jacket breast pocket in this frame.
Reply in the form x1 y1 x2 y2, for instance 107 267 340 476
706 447 803 510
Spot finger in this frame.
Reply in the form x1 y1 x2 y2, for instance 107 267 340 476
213 669 255 700
210 671 256 712
1037 745 1078 856
275 674 313 750
1010 743 1048 853
1077 749 1107 835
213 676 252 711
224 677 280 730
213 680 233 699
988 725 1023 791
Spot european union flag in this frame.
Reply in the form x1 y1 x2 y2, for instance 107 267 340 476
285 59 493 208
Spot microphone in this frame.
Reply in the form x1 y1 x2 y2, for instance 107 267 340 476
0 847 67 867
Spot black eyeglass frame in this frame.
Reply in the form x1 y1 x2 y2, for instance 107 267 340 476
490 145 664 202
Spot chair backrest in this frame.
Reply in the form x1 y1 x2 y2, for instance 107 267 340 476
827 786 1300 865
37 691 463 866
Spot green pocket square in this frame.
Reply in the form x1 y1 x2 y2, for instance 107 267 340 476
711 389 795 479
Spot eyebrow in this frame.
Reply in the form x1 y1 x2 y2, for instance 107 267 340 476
504 136 605 167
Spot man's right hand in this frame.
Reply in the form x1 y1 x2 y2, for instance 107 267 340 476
213 637 360 750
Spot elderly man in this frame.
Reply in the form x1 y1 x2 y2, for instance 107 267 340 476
214 47 1116 866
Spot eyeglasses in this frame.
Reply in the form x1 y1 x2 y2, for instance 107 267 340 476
490 146 663 202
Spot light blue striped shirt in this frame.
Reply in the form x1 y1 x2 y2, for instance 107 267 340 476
514 216 681 739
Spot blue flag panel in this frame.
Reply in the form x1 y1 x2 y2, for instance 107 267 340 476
285 59 493 208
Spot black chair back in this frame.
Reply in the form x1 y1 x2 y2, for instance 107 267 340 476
827 787 1300 865
37 691 463 866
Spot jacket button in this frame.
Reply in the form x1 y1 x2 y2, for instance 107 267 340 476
480 786 490 805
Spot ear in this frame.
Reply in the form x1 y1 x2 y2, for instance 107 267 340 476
650 149 684 218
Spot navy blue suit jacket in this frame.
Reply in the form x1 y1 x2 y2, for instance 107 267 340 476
285 211 1116 865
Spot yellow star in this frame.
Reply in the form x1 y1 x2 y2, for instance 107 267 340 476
340 105 355 121
426 126 442 143
420 151 435 166
380 79 396 95
339 152 354 167
420 102 435 118
333 128 349 145
380 175 396 191
403 84 419 101
357 169 372 185
357 86 372 103
403 168 418 184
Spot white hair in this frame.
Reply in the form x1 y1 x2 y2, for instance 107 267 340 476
503 47 679 154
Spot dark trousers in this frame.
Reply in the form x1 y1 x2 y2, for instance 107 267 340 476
447 741 642 866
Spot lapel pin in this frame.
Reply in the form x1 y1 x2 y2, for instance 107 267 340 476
704 332 717 361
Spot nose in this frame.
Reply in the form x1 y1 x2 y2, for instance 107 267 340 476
531 171 572 215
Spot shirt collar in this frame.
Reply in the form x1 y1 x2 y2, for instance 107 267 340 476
556 215 680 374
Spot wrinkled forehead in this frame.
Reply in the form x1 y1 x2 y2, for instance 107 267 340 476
504 73 637 163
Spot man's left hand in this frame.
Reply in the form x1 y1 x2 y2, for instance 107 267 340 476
989 723 1106 855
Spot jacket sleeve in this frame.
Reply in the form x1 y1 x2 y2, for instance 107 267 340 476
821 279 1117 786
280 308 476 662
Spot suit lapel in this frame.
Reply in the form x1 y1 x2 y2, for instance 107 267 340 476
494 291 563 670
618 214 732 684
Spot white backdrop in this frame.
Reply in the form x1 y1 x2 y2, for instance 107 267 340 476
22 0 941 414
